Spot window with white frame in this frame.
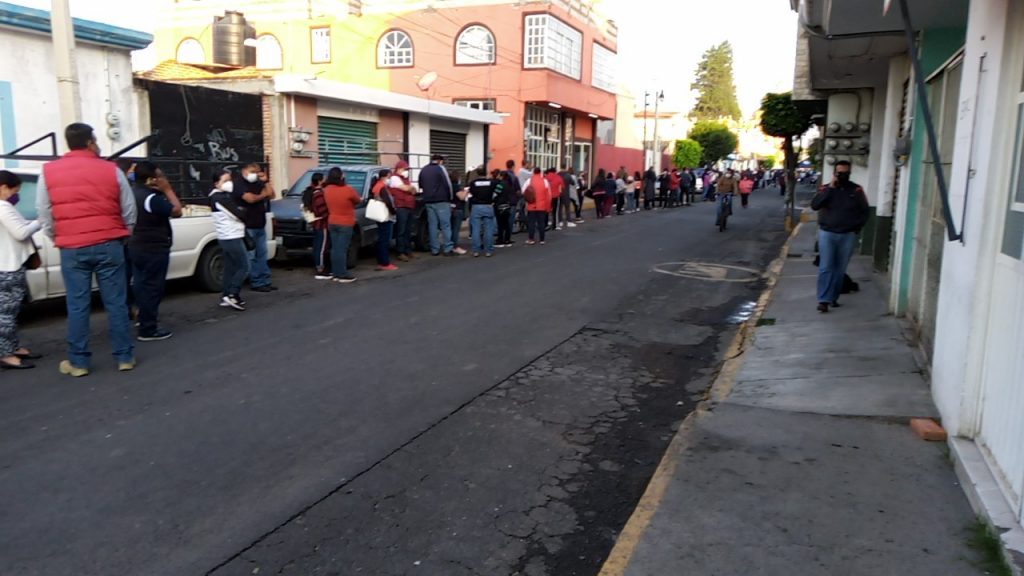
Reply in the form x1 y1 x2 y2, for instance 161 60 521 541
526 105 561 170
454 99 496 112
1002 35 1024 259
456 25 495 65
523 14 582 80
378 30 413 68
176 38 204 64
255 34 282 70
591 43 616 92
311 27 331 64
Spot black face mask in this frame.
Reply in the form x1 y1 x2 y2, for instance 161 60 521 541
836 172 851 184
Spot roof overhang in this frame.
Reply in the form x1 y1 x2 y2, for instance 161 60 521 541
274 75 503 126
0 1 152 50
792 0 967 95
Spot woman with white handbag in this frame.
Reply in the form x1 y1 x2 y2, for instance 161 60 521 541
369 169 398 271
0 171 42 369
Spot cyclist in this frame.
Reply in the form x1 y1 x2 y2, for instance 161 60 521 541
715 169 739 231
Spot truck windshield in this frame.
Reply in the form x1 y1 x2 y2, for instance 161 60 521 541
288 169 369 197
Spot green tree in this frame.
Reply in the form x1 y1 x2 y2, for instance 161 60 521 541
759 91 814 228
672 139 703 169
689 42 742 121
688 121 738 166
759 157 776 170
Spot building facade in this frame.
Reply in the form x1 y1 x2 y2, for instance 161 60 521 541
791 0 1024 555
149 0 618 179
0 2 152 166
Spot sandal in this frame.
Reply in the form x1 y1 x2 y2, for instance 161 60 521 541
1 358 34 370
15 349 42 360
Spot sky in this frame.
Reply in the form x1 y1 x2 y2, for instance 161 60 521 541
20 0 798 117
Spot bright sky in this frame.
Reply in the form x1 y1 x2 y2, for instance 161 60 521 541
21 0 797 117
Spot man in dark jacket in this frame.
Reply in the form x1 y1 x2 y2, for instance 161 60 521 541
418 154 458 256
811 160 870 313
128 161 182 341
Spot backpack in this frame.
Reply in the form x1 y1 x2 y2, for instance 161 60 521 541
524 184 537 204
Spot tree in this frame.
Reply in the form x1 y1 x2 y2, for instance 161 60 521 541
689 42 742 121
759 92 814 229
672 139 703 169
688 121 738 166
760 157 776 170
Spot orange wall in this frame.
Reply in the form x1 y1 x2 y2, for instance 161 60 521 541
287 95 320 184
379 110 405 168
380 3 617 169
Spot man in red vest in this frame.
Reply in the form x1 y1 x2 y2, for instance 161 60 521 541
36 123 138 377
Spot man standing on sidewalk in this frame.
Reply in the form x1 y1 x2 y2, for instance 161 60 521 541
811 160 870 313
419 154 463 256
36 123 137 376
128 161 182 342
234 163 276 292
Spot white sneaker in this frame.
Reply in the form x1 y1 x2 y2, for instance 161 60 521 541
556 226 564 230
453 247 468 255
567 222 577 228
314 274 332 280
220 296 245 311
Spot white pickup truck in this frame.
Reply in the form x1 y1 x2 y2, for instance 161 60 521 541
13 170 276 302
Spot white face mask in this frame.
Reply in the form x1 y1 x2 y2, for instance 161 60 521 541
245 172 259 183
221 180 234 193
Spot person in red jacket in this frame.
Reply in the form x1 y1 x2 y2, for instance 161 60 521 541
36 123 138 377
323 167 363 283
388 160 418 262
544 168 564 231
526 168 551 245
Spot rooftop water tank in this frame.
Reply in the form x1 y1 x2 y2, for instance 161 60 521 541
212 11 255 67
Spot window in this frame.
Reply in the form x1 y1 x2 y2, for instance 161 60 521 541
311 27 331 64
378 30 413 68
254 34 282 70
454 99 496 112
525 104 561 170
591 43 616 92
523 14 582 80
455 25 495 65
176 38 204 64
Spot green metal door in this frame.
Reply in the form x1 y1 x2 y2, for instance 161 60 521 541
429 130 467 178
317 116 378 164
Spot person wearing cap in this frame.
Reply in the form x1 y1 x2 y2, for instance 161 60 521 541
388 160 418 262
418 154 460 256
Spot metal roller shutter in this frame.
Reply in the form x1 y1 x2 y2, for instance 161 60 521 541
318 116 378 164
429 130 467 178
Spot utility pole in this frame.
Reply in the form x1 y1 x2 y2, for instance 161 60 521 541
651 90 664 172
642 91 650 168
51 0 81 138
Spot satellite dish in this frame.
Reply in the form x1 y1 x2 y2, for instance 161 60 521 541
417 71 438 91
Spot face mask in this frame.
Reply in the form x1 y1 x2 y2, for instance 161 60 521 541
7 193 19 206
221 180 234 193
245 173 259 183
836 172 851 184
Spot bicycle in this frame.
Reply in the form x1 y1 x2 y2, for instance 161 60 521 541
716 193 734 232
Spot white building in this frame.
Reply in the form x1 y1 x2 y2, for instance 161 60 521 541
791 0 1024 562
0 2 152 166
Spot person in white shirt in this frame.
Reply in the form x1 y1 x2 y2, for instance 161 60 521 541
0 171 42 369
209 171 250 311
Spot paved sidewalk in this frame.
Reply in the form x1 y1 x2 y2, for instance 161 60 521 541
602 222 989 576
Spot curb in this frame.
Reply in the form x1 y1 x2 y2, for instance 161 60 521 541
596 221 802 576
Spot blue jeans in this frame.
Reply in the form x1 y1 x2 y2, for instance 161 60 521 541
716 193 733 223
817 230 858 304
425 202 453 254
329 224 355 277
129 248 169 337
246 227 271 288
470 204 496 253
451 207 465 248
60 240 134 367
313 228 330 275
219 238 250 298
376 220 393 265
395 207 415 255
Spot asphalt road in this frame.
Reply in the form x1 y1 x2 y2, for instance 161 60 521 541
1 190 792 576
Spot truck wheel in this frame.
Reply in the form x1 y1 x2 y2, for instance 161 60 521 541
196 244 224 293
347 230 361 269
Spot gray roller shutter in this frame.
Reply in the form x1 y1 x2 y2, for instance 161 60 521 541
318 116 377 164
429 130 467 178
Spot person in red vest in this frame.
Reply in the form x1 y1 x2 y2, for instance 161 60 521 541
525 168 552 245
36 123 138 377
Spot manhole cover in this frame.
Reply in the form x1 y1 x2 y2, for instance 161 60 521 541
652 261 762 283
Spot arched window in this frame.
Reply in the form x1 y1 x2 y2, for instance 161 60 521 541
176 38 205 64
255 34 283 69
377 30 413 68
455 25 495 65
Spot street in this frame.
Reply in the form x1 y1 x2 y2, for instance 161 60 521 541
1 195 789 576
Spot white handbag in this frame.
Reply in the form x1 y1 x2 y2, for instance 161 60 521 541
365 198 390 223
